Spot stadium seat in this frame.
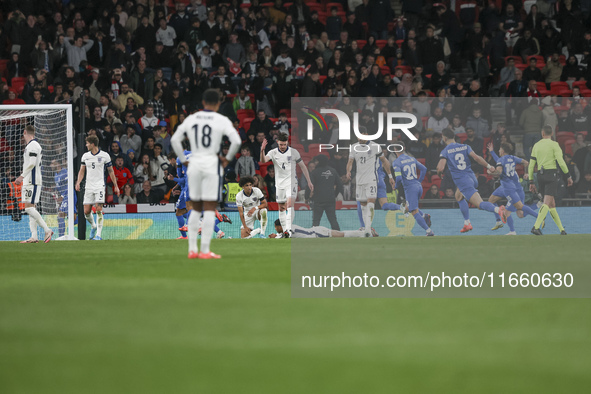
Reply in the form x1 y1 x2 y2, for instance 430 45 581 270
417 158 426 166
12 82 25 95
10 77 26 87
375 40 387 49
515 64 528 71
380 66 390 75
237 109 255 122
319 75 327 84
284 2 293 8
572 81 588 90
356 39 367 49
580 89 591 97
557 89 573 97
564 139 576 156
506 56 522 64
430 175 442 189
260 2 274 7
456 133 467 143
550 81 570 95
395 65 412 75
239 3 251 10
258 161 272 178
242 117 254 132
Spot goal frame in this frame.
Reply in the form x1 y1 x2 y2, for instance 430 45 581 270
2 104 76 240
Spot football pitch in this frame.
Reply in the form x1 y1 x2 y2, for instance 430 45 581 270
1 236 590 393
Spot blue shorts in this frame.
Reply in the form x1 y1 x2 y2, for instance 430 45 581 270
492 186 524 209
59 194 77 213
377 177 387 199
453 172 479 201
175 187 188 210
405 184 423 212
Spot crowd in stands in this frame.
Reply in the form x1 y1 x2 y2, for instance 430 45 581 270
1 0 591 210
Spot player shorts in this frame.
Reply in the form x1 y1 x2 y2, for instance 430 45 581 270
453 173 478 201
22 185 41 204
292 225 331 238
276 184 297 204
83 187 105 205
492 186 524 209
538 169 560 197
240 207 260 230
377 176 387 199
405 184 423 212
356 183 377 202
175 187 188 210
187 166 223 202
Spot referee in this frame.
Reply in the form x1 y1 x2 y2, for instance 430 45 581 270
528 125 573 235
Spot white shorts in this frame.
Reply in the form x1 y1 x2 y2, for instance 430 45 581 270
187 166 223 202
240 207 260 230
356 183 377 202
276 184 297 204
84 187 105 205
291 225 331 238
22 185 41 204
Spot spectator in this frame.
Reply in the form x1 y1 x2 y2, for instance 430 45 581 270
326 7 342 41
575 172 591 198
120 126 142 156
427 108 450 135
119 183 137 204
223 32 246 67
154 124 171 155
108 156 134 202
424 184 442 199
63 35 94 71
139 104 159 135
235 145 256 179
420 25 444 74
117 82 144 109
425 132 444 172
136 180 161 203
130 60 154 101
466 108 490 138
450 115 466 135
249 110 274 138
233 88 253 113
442 187 455 199
169 2 191 39
264 165 276 202
541 96 558 132
273 112 291 135
572 133 587 156
520 100 544 159
147 89 165 120
156 18 177 48
513 29 540 62
542 52 563 84
367 0 394 40
464 127 484 172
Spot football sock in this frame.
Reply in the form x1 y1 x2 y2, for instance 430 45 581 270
26 207 50 233
479 201 497 213
260 208 268 235
413 212 430 231
549 208 565 231
458 199 470 221
361 204 371 230
247 228 261 239
96 211 104 237
357 201 365 228
368 202 375 224
522 205 538 218
507 215 515 232
279 209 287 232
214 219 221 233
418 209 425 217
176 215 186 237
58 216 65 237
187 211 199 253
493 204 502 222
85 212 96 228
200 210 216 253
381 202 401 210
25 208 38 240
286 207 292 231
343 230 366 237
534 204 549 229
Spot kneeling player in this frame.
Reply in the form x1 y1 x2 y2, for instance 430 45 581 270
236 176 268 238
270 219 367 238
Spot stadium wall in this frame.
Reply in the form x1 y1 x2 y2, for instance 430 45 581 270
1 206 590 240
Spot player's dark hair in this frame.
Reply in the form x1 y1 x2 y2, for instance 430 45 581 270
24 125 35 136
239 176 255 187
202 88 220 105
275 219 281 226
542 125 553 136
501 142 514 155
442 128 455 140
86 135 99 147
278 133 289 142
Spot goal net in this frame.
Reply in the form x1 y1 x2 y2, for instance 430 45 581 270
0 105 75 241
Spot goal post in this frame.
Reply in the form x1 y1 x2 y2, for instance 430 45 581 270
0 104 76 241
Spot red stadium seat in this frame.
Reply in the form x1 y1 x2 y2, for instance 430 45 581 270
356 39 367 49
395 65 412 75
12 82 25 95
243 117 254 132
326 2 344 12
557 89 573 97
572 81 588 90
550 81 570 95
258 161 272 178
564 139 576 156
376 40 387 49
237 109 255 121
515 64 528 71
456 133 467 143
380 66 390 75
506 56 522 64
417 158 426 166
10 77 26 87
430 175 442 189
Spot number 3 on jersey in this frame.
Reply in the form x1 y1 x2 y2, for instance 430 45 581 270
193 124 212 148
455 153 467 170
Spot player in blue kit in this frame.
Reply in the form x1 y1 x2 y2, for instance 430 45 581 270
437 128 507 232
487 142 538 235
51 159 76 238
171 150 192 239
391 143 434 236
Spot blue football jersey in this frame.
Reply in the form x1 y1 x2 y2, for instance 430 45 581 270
392 154 427 189
440 143 474 179
496 154 522 190
54 168 68 198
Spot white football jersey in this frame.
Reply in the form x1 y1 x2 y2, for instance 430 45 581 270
21 139 43 186
267 146 301 189
170 110 241 173
81 150 112 190
350 142 383 185
236 186 265 209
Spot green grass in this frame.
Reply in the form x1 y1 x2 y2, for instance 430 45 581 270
1 237 590 393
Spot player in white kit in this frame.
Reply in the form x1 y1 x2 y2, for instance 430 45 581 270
269 219 368 238
15 125 54 243
236 176 268 238
75 135 120 240
346 127 395 235
260 133 313 237
170 89 241 259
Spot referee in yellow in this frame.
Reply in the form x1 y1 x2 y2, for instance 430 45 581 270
528 125 573 235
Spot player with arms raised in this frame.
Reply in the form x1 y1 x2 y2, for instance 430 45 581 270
236 176 268 238
260 133 313 238
346 127 395 236
76 135 120 240
171 89 241 259
15 125 53 243
437 128 507 232
391 142 434 236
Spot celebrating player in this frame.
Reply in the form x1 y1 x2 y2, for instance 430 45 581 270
270 219 368 238
15 125 54 243
528 125 572 235
346 127 396 236
391 143 434 236
487 143 538 235
437 128 507 232
170 148 192 239
260 133 313 238
170 89 241 259
76 135 120 240
236 176 268 238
